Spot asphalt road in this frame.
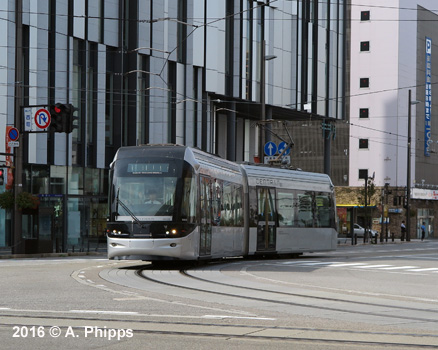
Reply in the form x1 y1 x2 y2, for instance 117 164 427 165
0 240 437 349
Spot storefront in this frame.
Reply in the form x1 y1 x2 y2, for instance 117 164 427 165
0 164 108 254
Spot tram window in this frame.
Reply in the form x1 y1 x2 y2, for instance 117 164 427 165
297 191 313 227
221 182 243 226
278 191 294 226
234 184 243 226
212 180 223 226
182 174 197 223
258 188 275 222
222 182 233 226
315 194 333 228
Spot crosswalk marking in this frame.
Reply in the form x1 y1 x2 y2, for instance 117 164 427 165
283 260 437 274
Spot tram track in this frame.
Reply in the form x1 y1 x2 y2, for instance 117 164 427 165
1 309 438 349
127 261 438 349
137 264 438 325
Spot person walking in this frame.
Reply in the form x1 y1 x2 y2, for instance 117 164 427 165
421 222 426 241
400 221 406 241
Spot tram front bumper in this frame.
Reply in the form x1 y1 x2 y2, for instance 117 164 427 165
107 236 194 260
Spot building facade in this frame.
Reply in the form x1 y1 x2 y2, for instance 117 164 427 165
0 0 346 254
337 0 438 239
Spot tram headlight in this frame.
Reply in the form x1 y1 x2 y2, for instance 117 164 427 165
112 229 122 235
166 229 178 235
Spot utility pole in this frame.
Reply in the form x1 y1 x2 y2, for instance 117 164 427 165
13 0 24 254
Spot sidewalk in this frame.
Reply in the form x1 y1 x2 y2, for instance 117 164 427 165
0 249 106 259
337 236 434 246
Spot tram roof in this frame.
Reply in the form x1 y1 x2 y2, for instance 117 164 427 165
241 163 333 186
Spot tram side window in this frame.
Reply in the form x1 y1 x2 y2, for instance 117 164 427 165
182 175 197 223
315 193 334 228
234 184 243 226
248 187 258 227
212 179 223 226
258 188 275 222
297 191 314 227
278 190 294 226
221 182 243 226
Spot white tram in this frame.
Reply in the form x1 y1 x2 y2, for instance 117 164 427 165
107 144 338 261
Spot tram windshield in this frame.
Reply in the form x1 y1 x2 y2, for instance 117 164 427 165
111 158 196 222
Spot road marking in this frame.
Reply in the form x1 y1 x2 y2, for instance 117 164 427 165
378 266 417 270
69 309 139 315
352 265 392 269
329 263 367 267
406 267 438 272
202 315 276 320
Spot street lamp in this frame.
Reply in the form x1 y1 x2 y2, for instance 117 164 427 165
406 89 420 242
364 171 375 243
257 39 277 162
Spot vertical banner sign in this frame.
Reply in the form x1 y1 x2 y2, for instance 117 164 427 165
5 126 14 190
425 37 432 157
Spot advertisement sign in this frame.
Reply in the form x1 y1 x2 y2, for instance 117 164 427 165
412 188 438 200
425 37 432 157
4 126 14 190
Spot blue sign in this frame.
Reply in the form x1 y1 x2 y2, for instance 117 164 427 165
278 141 291 155
264 141 277 156
8 127 19 141
425 37 432 157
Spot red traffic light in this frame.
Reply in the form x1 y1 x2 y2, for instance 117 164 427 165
0 169 3 176
54 106 61 114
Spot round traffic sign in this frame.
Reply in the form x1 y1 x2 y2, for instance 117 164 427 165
34 108 51 129
8 127 19 141
264 141 277 156
278 141 291 155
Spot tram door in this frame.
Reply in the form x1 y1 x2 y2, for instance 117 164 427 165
256 187 276 252
199 176 212 256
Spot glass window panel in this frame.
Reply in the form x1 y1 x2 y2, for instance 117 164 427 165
278 190 294 226
297 191 313 227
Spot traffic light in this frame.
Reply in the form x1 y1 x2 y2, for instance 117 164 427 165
49 103 68 132
0 169 4 186
49 103 78 133
64 104 79 133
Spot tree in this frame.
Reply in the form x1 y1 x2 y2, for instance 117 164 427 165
357 177 378 206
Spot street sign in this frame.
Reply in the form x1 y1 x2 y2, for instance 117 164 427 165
264 141 277 156
34 108 51 130
8 141 19 148
278 141 291 155
7 127 19 141
264 155 290 164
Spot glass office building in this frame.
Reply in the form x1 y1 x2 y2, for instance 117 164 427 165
0 0 346 254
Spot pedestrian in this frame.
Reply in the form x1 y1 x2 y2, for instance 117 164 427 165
400 220 406 241
421 222 426 241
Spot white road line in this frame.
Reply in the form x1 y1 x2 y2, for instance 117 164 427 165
69 310 139 315
353 265 392 269
406 268 438 272
298 262 336 266
329 263 367 267
378 266 417 270
281 260 321 265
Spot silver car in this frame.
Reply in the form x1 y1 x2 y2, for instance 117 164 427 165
353 223 378 238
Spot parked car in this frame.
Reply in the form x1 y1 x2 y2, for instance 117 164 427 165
353 223 379 238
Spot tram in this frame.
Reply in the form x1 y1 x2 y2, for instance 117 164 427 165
106 144 338 261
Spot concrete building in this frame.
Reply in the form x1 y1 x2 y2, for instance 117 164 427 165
0 1 346 254
338 0 438 240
